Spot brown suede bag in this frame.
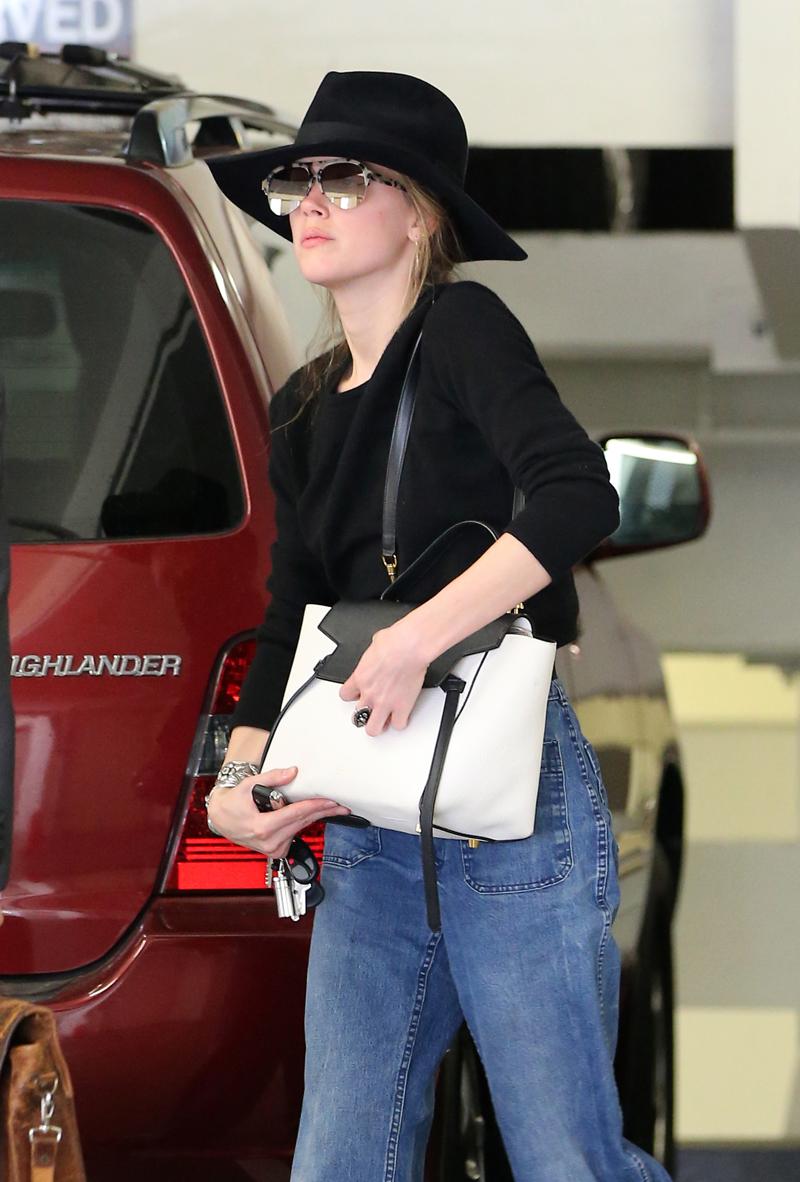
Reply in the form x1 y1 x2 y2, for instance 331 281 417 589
0 996 87 1182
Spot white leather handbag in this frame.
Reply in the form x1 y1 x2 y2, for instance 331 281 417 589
259 324 557 928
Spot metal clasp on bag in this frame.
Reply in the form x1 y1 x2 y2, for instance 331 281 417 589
29 1073 62 1178
416 822 481 848
382 553 397 583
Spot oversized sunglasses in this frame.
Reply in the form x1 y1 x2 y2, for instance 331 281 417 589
261 158 407 216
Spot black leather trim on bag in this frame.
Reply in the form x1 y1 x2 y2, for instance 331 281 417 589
418 673 465 928
380 518 500 604
315 600 515 688
257 671 318 767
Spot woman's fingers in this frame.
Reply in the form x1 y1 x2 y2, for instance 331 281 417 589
337 626 427 734
261 797 343 839
207 766 349 856
253 799 349 858
258 765 299 789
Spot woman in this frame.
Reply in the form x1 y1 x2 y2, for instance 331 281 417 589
205 71 671 1182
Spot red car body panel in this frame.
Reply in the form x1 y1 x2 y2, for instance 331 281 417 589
7 534 270 972
48 898 308 1175
2 154 279 973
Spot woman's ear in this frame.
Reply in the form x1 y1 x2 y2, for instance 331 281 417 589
409 207 440 245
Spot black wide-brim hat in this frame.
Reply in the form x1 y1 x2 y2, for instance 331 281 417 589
205 70 526 263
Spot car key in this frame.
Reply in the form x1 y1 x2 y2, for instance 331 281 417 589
289 875 311 917
268 856 323 916
255 787 325 916
255 787 282 892
273 858 301 921
286 836 325 912
252 784 285 812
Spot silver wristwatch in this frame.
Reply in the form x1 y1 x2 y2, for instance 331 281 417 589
204 760 260 835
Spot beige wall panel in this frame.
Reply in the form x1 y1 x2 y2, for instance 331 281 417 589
675 725 798 843
675 842 799 1008
660 654 800 841
134 0 734 147
735 0 800 227
676 1008 800 1140
662 654 800 727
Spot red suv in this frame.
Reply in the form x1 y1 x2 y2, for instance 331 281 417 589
0 45 709 1181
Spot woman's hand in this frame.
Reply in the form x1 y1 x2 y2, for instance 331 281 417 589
207 766 350 859
339 618 429 737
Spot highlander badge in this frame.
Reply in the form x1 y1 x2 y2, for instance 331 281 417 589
11 654 182 677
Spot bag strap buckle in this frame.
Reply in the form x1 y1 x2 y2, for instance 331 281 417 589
28 1071 63 1181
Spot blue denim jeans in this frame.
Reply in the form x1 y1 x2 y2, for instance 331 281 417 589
290 677 673 1182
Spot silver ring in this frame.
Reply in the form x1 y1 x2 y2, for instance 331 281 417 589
352 706 372 728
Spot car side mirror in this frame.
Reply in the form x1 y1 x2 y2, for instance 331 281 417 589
590 433 712 561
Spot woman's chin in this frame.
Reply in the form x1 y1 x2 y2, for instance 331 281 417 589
297 265 363 293
295 257 342 288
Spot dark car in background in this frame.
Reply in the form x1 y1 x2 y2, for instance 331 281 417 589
0 44 709 1181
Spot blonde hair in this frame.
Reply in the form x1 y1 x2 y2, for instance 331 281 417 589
282 175 466 421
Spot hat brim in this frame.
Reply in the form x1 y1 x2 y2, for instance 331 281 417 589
205 132 526 263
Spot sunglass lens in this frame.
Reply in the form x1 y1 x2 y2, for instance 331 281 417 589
320 161 366 210
264 164 310 215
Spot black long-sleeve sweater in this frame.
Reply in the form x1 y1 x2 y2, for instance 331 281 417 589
232 280 619 731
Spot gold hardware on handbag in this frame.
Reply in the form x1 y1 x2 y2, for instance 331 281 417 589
0 995 87 1182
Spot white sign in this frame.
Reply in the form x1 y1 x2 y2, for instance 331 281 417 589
0 0 132 55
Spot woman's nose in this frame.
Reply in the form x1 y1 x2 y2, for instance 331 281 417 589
301 178 327 211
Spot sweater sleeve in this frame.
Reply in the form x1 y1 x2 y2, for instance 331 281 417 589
426 282 620 580
232 386 335 732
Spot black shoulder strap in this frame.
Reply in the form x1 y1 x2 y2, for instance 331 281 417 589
380 519 498 602
381 327 527 584
381 328 424 577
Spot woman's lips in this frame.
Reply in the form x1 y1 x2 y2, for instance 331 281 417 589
302 234 332 247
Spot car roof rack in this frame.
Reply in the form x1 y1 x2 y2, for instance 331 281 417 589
0 42 186 115
0 42 296 164
127 95 296 166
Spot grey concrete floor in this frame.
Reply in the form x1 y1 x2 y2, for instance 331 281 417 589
676 1147 800 1181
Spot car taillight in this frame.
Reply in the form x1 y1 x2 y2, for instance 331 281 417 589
165 637 325 892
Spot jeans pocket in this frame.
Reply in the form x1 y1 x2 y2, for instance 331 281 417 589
321 821 382 868
461 738 573 893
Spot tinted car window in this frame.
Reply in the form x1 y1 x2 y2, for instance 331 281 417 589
0 201 243 542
